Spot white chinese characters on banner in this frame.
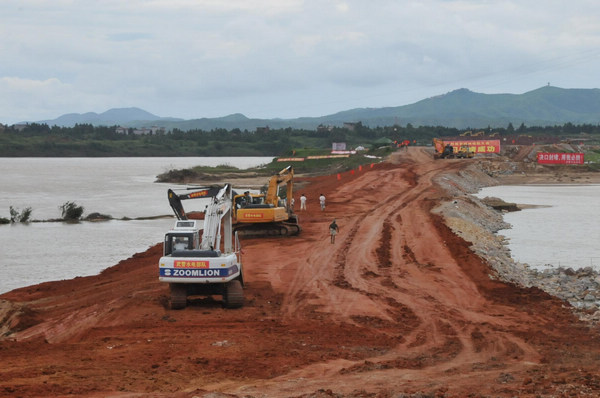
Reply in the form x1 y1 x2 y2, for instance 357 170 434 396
537 152 584 165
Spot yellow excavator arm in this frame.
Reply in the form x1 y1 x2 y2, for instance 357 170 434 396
265 165 294 212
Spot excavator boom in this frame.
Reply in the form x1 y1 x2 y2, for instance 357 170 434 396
265 166 293 207
168 186 224 220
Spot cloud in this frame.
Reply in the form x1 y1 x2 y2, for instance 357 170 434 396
2 0 600 124
106 32 154 42
0 77 75 122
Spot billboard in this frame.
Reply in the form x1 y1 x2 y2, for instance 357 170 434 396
537 152 584 165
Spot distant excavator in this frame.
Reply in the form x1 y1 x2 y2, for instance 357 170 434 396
433 138 474 159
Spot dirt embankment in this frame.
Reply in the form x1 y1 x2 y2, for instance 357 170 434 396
2 147 600 397
433 156 600 324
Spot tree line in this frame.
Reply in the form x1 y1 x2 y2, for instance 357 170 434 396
1 121 599 157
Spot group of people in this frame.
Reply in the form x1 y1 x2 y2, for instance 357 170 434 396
292 193 339 243
295 193 327 211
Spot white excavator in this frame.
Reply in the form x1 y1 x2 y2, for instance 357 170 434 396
158 184 244 309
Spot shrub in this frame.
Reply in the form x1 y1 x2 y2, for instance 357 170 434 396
9 206 33 223
60 201 84 221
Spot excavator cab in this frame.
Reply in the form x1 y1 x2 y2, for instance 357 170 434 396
162 220 200 256
234 192 268 209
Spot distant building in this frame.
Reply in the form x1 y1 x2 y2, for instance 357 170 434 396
116 126 165 135
149 126 165 134
132 128 149 135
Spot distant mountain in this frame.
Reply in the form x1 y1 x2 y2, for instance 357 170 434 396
37 107 182 127
320 86 600 129
33 86 600 130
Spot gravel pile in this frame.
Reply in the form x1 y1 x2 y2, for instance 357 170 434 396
433 160 600 325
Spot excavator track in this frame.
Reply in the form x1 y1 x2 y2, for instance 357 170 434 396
234 221 301 237
169 283 187 310
223 280 244 308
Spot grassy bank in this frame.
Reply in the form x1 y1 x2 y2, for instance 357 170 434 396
156 147 394 183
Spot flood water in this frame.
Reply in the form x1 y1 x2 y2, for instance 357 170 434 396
475 184 600 271
0 157 272 294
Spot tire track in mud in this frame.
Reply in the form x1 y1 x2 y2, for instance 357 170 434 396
318 167 424 333
328 151 542 377
367 161 471 368
387 151 542 374
276 170 409 321
326 164 431 334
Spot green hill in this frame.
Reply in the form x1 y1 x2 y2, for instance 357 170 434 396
32 86 600 130
328 86 600 128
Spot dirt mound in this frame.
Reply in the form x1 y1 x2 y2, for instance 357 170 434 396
2 147 600 397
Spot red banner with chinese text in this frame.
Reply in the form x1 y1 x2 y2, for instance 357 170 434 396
444 140 501 154
537 152 584 164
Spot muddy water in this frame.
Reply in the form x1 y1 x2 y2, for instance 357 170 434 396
0 157 272 294
476 184 600 271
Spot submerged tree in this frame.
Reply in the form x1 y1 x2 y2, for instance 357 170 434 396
9 206 33 223
60 201 84 221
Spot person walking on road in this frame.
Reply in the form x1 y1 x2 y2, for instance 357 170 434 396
300 194 307 211
319 193 326 211
329 219 339 244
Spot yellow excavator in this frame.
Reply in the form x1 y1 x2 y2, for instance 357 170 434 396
232 165 301 236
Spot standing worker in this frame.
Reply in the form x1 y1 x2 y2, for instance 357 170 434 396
319 193 326 211
329 219 339 244
300 193 307 211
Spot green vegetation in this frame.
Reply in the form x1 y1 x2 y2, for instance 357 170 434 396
60 201 84 221
9 206 32 223
156 146 394 183
584 149 600 171
1 121 599 158
0 122 408 156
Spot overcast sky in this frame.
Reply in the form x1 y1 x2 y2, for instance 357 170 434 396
2 0 599 125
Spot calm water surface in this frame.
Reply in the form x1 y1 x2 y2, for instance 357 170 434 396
0 157 272 293
475 184 600 271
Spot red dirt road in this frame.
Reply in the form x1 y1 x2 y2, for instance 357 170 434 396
2 147 600 397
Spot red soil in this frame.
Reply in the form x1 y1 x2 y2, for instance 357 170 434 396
2 147 600 397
